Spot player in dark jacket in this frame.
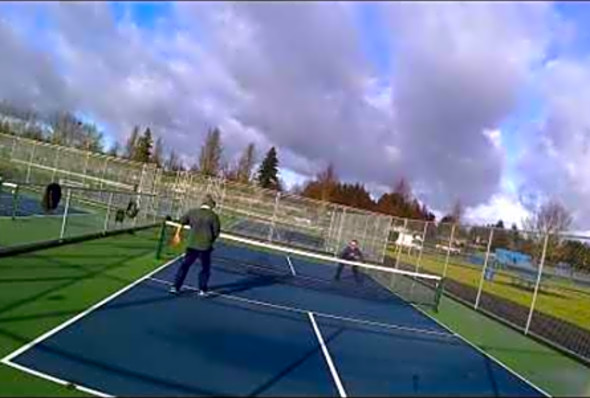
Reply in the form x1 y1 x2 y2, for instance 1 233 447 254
169 195 221 297
334 239 364 283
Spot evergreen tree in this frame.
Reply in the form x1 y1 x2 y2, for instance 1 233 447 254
134 127 153 163
257 146 280 190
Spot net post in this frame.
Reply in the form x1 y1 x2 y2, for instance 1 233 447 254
442 223 456 279
156 220 168 260
103 191 114 233
525 232 549 335
59 188 72 240
474 227 494 310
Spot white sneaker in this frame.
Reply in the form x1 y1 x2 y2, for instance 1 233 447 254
198 290 209 297
169 286 179 294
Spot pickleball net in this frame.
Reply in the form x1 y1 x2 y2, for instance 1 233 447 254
157 221 444 311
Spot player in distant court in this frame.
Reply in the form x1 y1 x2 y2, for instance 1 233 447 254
169 195 221 297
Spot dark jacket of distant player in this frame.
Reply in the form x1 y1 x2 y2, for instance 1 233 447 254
339 246 364 262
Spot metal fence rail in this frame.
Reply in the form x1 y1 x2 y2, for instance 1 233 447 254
2 132 589 364
386 216 590 365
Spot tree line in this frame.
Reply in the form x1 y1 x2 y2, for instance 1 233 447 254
2 100 589 272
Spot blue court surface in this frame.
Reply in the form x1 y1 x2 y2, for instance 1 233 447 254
2 240 546 397
230 219 325 251
0 191 88 217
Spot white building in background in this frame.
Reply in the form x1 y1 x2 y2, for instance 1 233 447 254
392 226 423 253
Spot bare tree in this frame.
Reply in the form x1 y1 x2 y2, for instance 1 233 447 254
451 199 464 224
393 177 412 202
522 198 574 264
523 199 573 235
235 142 256 184
198 127 223 177
317 162 338 202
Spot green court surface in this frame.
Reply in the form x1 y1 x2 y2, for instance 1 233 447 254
391 249 590 333
0 229 588 396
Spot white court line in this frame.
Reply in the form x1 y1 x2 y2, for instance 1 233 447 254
1 254 184 396
0 212 93 220
307 312 347 398
1 359 112 398
410 304 552 397
148 277 454 338
286 256 297 276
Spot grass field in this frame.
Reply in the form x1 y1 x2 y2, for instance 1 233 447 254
1 227 589 396
389 248 590 332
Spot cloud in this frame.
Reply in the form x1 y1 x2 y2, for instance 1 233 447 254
0 11 72 113
0 2 573 225
381 2 555 211
517 57 590 228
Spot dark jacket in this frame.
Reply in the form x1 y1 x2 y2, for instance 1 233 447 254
339 245 363 262
180 205 221 251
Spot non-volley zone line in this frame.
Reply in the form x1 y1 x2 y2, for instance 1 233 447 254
147 277 455 338
147 276 457 397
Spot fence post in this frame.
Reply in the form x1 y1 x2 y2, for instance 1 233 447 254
525 232 550 335
415 221 429 273
218 180 227 217
395 218 408 269
442 223 456 279
82 152 90 186
334 207 347 255
100 158 109 190
380 216 394 265
10 136 18 160
103 192 114 233
59 188 72 240
52 147 60 182
11 183 20 220
475 227 495 310
268 191 281 242
26 144 36 183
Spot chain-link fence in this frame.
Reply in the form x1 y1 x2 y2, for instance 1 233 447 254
0 181 167 250
4 133 588 363
0 133 160 194
385 218 590 365
155 170 391 263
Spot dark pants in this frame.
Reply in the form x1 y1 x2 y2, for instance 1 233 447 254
173 248 212 292
334 263 361 282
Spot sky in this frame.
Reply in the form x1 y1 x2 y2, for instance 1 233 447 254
1 1 590 229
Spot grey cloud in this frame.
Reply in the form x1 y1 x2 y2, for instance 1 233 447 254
517 58 590 228
0 14 72 114
0 2 560 217
382 2 554 210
